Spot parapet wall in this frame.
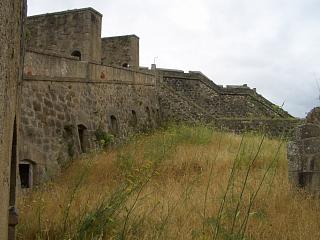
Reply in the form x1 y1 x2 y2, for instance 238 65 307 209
21 50 159 183
24 49 154 84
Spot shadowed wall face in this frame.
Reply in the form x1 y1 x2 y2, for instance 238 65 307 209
0 0 24 239
101 35 139 68
26 8 102 63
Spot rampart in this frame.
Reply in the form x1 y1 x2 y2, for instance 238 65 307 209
21 49 159 183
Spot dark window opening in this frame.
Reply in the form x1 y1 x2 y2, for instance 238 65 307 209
110 115 119 136
131 110 138 127
71 50 82 60
78 124 88 153
310 159 315 170
19 164 30 188
146 107 151 122
122 63 129 68
298 172 310 188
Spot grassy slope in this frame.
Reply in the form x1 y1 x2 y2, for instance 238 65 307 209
17 125 320 240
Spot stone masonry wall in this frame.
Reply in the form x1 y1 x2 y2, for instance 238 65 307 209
288 107 320 194
157 69 298 137
21 50 159 183
26 8 102 63
101 35 139 68
160 69 291 119
0 0 24 239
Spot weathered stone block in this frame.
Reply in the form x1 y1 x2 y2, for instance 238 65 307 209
302 138 320 154
297 124 320 139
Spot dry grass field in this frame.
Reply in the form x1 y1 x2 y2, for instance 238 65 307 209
17 125 320 240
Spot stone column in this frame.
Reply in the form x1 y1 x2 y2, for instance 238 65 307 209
0 0 25 239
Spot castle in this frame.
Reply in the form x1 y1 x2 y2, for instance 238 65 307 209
1 5 301 239
20 7 299 188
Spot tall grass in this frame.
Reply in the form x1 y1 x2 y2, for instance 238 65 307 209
17 124 320 240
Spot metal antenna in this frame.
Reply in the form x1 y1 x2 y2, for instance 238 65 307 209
153 57 158 65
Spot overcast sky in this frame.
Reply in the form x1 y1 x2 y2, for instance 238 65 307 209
27 0 320 118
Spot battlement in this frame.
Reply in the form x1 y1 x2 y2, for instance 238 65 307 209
27 7 103 18
24 50 155 85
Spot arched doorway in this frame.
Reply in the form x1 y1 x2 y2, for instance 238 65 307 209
110 115 119 136
131 110 138 127
77 124 88 153
19 160 35 189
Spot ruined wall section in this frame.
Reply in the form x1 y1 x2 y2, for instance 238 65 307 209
21 50 159 182
159 69 291 119
101 35 139 68
288 107 320 194
26 8 102 63
0 0 24 238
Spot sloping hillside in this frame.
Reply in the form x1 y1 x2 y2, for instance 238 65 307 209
18 125 320 240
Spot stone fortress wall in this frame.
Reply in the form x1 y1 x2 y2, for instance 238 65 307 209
0 0 25 239
21 49 158 185
19 7 299 191
288 107 320 194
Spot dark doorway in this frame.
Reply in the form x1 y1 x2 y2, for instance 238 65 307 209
19 160 35 189
145 106 151 125
19 164 31 188
298 172 312 188
110 115 119 136
77 124 88 153
71 50 81 60
131 110 138 127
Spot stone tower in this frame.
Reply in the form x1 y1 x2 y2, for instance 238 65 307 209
0 0 25 239
26 8 102 63
101 35 139 68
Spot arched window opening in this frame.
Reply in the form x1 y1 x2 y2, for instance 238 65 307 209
71 50 81 60
19 160 34 189
77 124 88 153
110 115 119 136
131 110 138 127
122 63 129 68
